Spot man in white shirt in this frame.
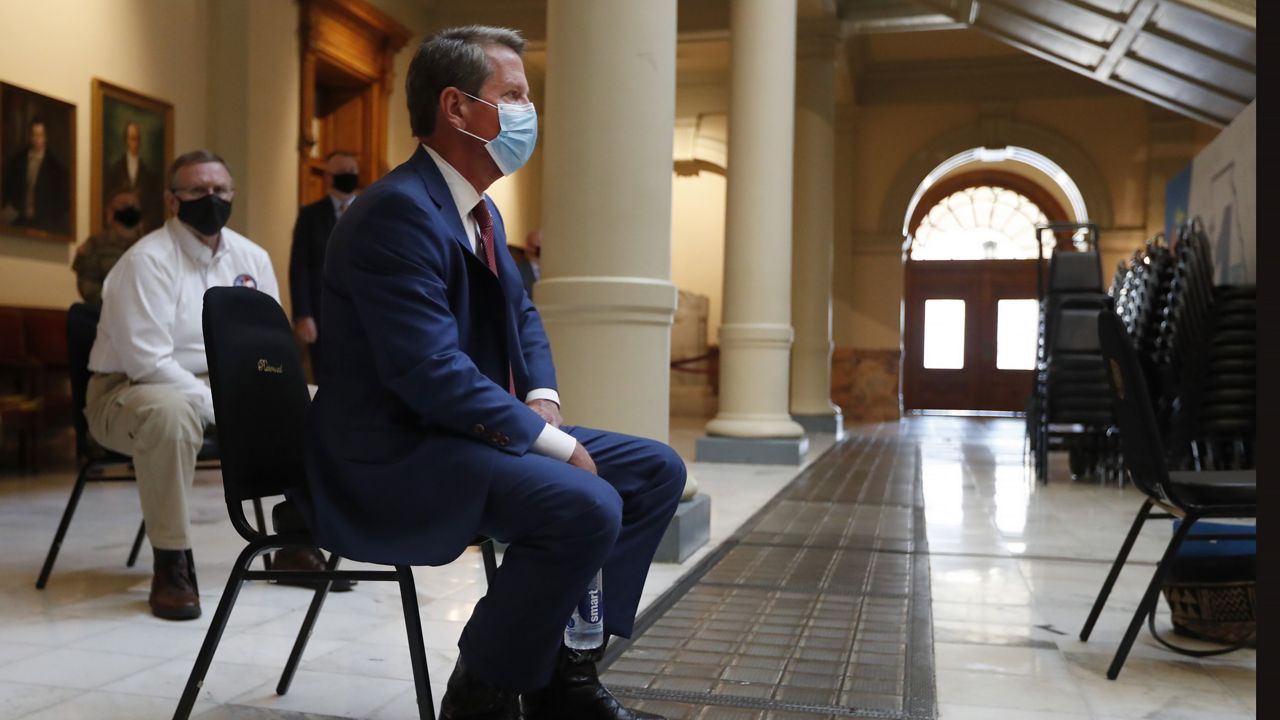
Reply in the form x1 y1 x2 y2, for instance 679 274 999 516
85 150 347 621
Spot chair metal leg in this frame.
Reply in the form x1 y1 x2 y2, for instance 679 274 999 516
481 539 498 585
277 551 341 695
397 566 436 720
1081 499 1153 641
252 499 273 570
127 521 146 567
173 543 256 720
1106 512 1198 680
36 465 91 589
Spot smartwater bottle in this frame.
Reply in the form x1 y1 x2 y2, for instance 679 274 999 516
564 569 605 650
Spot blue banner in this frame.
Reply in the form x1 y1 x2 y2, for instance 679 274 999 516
1164 163 1192 240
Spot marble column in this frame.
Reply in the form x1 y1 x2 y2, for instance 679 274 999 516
789 20 842 437
537 0 678 443
698 0 808 465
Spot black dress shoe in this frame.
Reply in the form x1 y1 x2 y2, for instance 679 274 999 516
439 656 521 720
522 643 665 720
270 547 357 592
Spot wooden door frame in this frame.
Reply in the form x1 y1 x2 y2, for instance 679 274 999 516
901 170 1071 412
901 260 1041 412
297 0 410 204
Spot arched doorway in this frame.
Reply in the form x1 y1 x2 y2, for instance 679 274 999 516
902 168 1071 412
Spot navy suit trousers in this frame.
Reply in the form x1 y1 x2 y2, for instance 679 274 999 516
457 425 685 691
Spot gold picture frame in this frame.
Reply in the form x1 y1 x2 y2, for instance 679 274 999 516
0 81 76 243
91 79 173 235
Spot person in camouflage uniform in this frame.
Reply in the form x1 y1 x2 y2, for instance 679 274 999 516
71 189 145 305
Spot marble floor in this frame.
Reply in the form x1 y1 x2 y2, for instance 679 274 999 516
0 415 1255 719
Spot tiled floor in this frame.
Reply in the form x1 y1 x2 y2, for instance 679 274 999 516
0 415 1256 719
907 416 1256 720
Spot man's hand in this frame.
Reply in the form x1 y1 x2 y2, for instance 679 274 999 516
568 441 597 475
527 398 562 428
295 317 318 344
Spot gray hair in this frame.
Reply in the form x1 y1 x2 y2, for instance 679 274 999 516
167 149 229 190
406 25 525 137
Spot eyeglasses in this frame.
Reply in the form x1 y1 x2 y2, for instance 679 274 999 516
171 185 234 200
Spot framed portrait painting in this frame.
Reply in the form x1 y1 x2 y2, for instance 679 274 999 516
92 79 173 235
0 82 76 242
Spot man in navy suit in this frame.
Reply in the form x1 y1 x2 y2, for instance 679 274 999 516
302 25 683 720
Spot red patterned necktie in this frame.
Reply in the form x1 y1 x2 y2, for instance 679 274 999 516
471 200 517 396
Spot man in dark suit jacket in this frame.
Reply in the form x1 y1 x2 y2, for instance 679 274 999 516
2 118 69 234
300 26 682 720
288 151 360 376
507 229 540 298
104 122 164 233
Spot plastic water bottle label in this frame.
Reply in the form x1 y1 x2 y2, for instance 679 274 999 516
578 584 602 624
564 570 605 649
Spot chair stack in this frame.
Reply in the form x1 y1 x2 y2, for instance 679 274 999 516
1031 248 1118 483
1157 220 1255 470
1109 236 1176 417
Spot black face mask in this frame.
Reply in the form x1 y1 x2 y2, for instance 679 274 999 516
113 206 142 229
331 173 359 194
177 194 232 237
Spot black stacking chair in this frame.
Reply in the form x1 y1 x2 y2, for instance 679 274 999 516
1078 310 1255 679
36 303 223 588
174 286 498 720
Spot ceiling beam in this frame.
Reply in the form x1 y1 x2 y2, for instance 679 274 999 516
1095 0 1158 79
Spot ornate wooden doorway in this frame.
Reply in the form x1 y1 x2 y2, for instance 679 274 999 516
901 171 1068 412
297 0 410 205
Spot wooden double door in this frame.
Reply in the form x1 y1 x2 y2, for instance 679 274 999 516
902 260 1039 412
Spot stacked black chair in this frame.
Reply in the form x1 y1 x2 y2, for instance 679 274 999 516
1109 237 1176 423
1030 237 1118 484
36 303 222 588
1079 309 1255 679
174 286 499 720
1156 221 1255 470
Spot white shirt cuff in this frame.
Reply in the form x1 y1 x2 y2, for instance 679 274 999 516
531 423 577 462
525 388 560 405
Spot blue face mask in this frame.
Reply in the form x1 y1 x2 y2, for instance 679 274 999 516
457 92 538 176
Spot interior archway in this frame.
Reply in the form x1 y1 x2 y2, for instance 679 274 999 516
906 169 1069 261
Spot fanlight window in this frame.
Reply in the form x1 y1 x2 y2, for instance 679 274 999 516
910 185 1048 261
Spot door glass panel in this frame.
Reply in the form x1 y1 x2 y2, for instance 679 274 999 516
996 299 1038 370
923 299 965 369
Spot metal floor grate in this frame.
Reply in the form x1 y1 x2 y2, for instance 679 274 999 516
602 434 937 719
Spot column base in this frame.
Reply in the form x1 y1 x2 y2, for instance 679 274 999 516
695 435 809 465
653 494 711 563
792 411 844 438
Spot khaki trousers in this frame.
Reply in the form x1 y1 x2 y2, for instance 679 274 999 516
85 373 207 550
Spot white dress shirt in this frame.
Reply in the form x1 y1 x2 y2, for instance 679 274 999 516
423 145 575 462
330 191 355 217
88 217 281 425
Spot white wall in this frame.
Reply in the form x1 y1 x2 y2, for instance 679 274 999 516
671 170 727 345
0 0 210 308
1189 100 1255 284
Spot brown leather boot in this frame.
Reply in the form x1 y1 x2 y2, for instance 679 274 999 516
522 642 665 720
150 549 201 620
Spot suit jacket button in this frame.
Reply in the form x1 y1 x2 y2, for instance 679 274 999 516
498 435 510 447
474 424 485 434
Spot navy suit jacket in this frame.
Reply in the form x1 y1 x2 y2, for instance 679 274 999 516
299 146 558 565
